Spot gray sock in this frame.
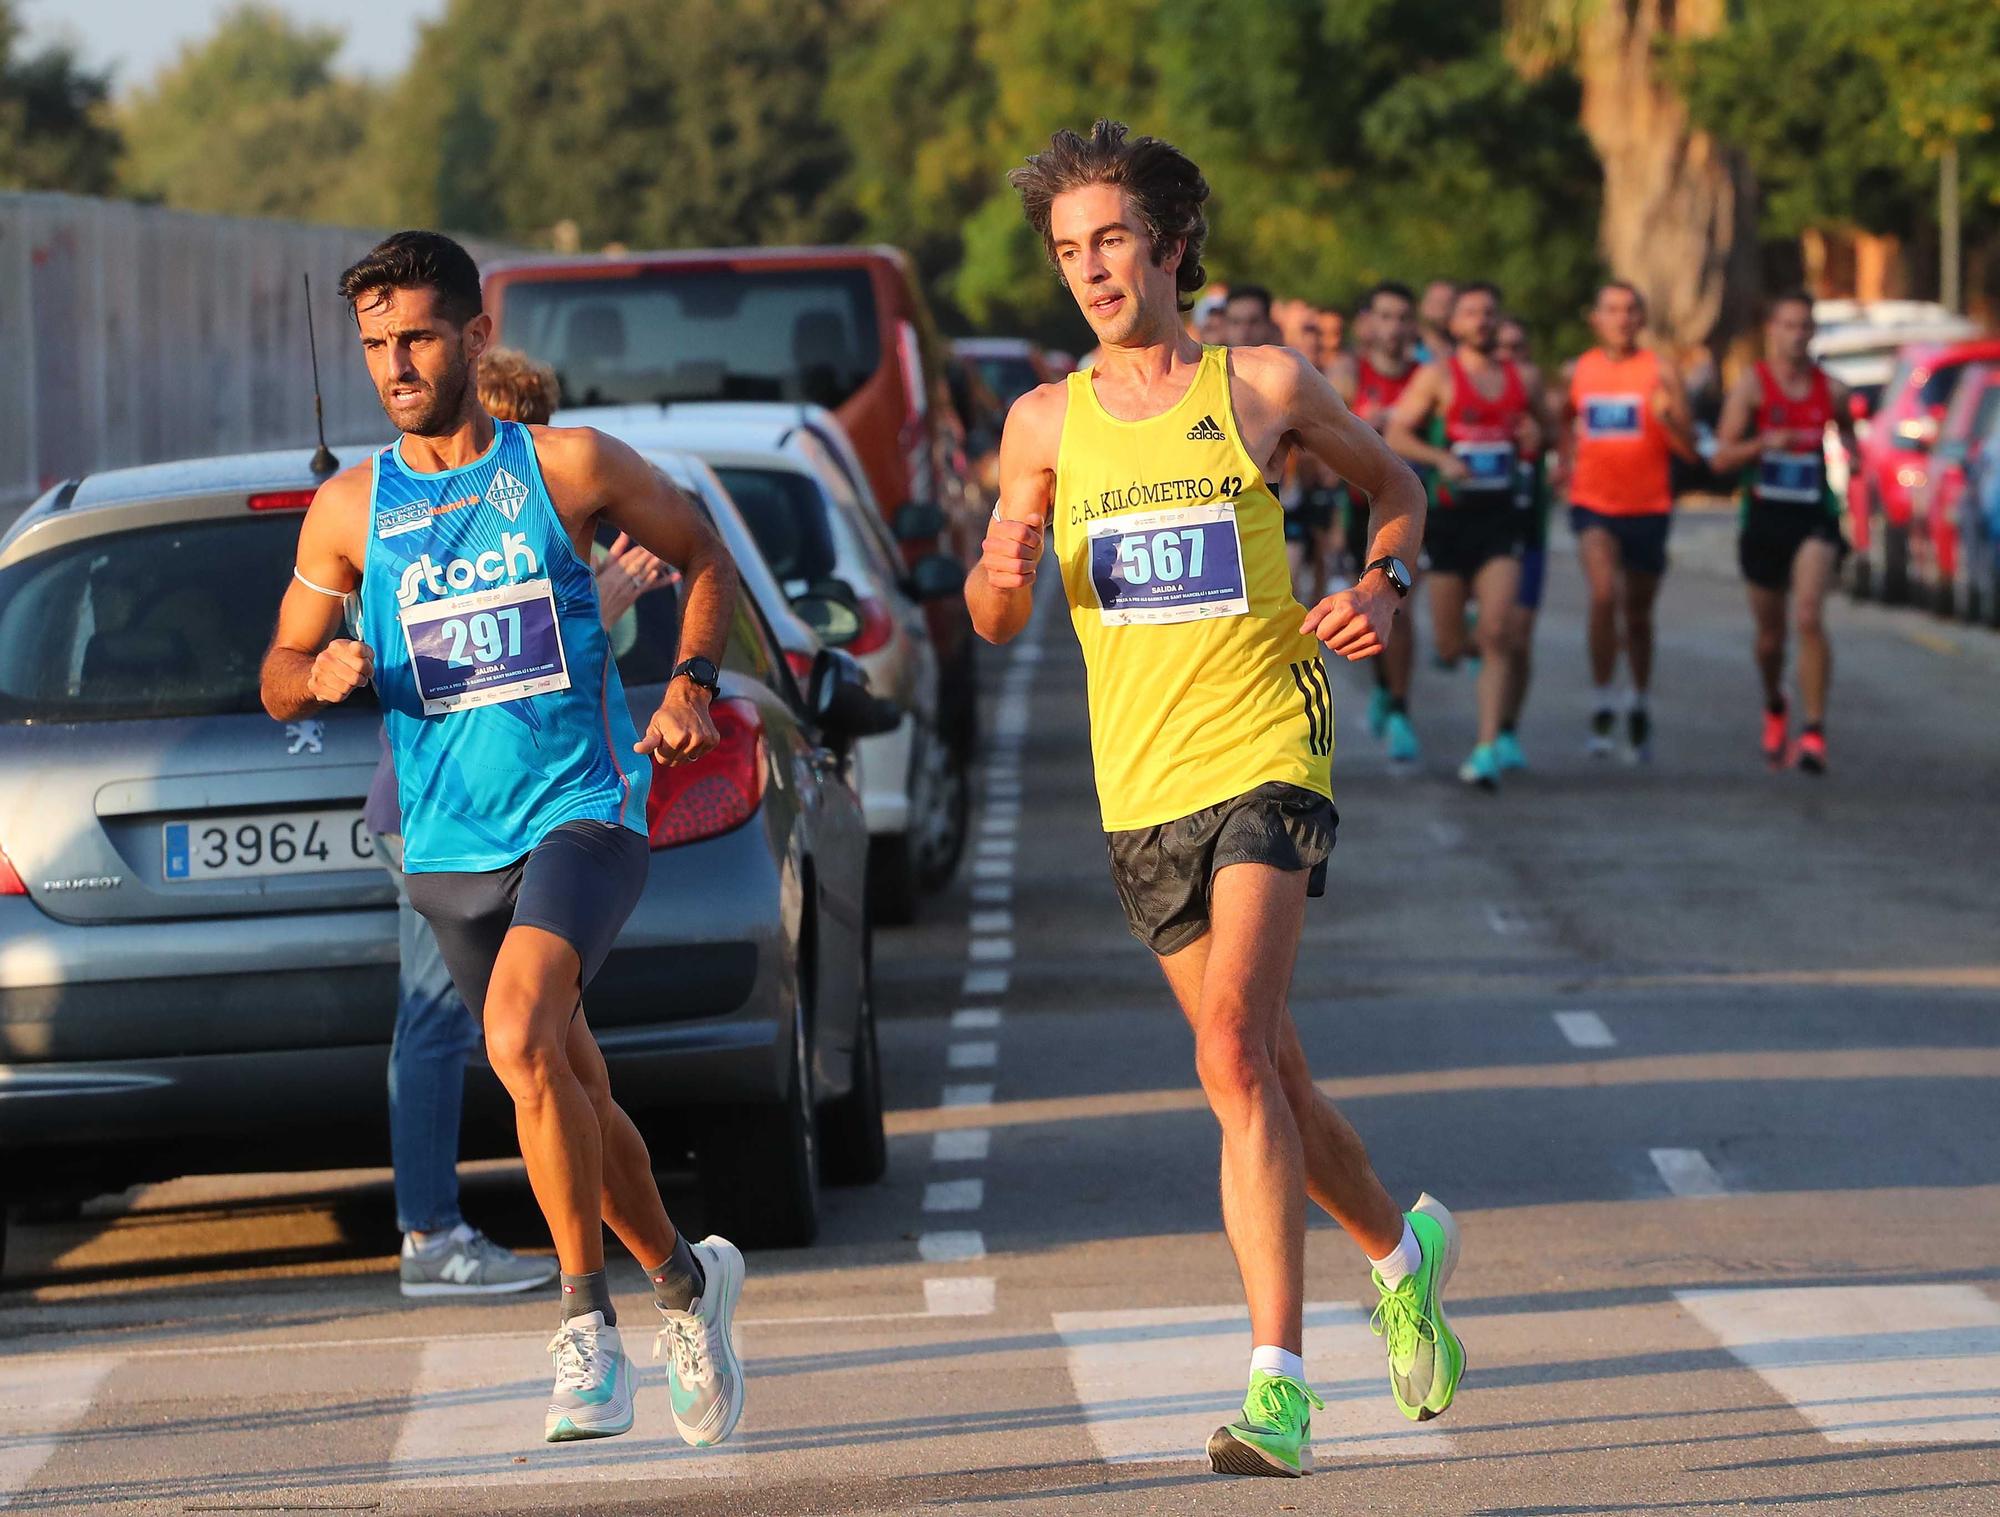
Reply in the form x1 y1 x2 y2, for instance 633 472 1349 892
559 1270 615 1325
648 1234 706 1313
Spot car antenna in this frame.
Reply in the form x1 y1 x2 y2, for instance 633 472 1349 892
303 271 339 476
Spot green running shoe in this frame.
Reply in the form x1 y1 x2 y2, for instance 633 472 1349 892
1371 1193 1465 1422
1367 685 1392 739
1206 1370 1324 1478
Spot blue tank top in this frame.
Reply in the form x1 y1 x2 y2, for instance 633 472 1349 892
359 421 650 872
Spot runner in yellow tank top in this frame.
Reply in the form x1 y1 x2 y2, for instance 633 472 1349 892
966 120 1464 1479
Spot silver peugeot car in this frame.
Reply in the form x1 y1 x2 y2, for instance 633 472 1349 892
0 444 888 1263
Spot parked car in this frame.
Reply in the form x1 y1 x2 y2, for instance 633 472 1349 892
1910 360 2000 617
485 248 984 750
0 444 892 1263
1965 409 2000 627
1847 337 2000 604
564 404 971 924
954 336 1059 412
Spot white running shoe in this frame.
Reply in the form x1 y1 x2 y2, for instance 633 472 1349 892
545 1311 635 1442
655 1235 747 1447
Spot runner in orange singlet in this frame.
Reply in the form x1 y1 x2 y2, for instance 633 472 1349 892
1559 281 1696 763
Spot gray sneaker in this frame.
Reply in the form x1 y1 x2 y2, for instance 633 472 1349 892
399 1225 558 1298
545 1311 635 1441
654 1235 746 1447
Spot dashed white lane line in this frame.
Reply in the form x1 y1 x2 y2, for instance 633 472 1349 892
0 1356 118 1503
1678 1285 2000 1444
968 937 1014 962
941 1083 995 1108
952 1007 1002 1030
1055 1303 1450 1463
924 1277 998 1317
971 881 1015 905
948 1041 999 1070
923 1178 985 1213
1650 1147 1727 1198
976 837 1018 858
961 967 1009 996
981 820 1018 840
932 1128 992 1162
918 1229 986 1262
1553 1010 1616 1049
969 911 1014 935
972 859 1014 881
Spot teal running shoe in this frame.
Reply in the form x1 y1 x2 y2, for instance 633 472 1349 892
1493 730 1526 772
544 1311 635 1441
1206 1370 1325 1477
1371 1194 1465 1422
1367 685 1392 739
1385 711 1421 764
1458 743 1500 791
655 1234 747 1448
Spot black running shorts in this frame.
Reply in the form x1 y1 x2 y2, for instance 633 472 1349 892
1425 499 1521 580
403 819 649 1017
1738 500 1847 592
1105 782 1337 957
1570 505 1673 577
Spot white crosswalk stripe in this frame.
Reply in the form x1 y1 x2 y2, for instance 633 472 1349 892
0 1355 118 1506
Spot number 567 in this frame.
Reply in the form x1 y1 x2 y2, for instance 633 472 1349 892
1117 529 1205 586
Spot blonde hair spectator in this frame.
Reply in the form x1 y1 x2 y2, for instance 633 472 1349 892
477 347 560 425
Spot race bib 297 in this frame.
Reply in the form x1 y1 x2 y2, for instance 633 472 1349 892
399 577 571 715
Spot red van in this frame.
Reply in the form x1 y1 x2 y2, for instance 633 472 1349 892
485 246 982 747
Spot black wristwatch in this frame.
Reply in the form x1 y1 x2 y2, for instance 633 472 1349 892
1362 556 1413 598
670 656 720 698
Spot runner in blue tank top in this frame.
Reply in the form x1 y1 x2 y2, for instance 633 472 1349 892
260 232 748 1449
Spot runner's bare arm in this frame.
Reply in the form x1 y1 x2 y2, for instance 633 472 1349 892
1516 360 1555 458
1709 370 1771 474
1552 358 1581 487
1828 376 1861 463
1653 362 1701 463
1385 363 1465 479
538 426 737 765
966 382 1064 645
1241 348 1424 661
260 466 373 722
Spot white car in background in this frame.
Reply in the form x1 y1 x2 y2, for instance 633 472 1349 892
561 403 970 924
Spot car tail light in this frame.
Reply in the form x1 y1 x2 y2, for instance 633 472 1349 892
248 489 316 511
846 595 897 657
784 649 815 687
643 697 766 849
0 847 26 896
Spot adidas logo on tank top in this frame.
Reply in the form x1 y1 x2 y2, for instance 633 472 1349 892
1185 414 1228 441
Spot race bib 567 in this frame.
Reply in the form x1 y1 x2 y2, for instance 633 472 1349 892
1088 500 1250 627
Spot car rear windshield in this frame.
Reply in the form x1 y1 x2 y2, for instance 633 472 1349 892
500 268 880 411
972 354 1041 409
712 467 839 588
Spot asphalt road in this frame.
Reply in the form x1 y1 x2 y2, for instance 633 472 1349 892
3 512 1997 1516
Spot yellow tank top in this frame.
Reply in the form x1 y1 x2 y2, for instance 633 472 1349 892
1052 345 1334 831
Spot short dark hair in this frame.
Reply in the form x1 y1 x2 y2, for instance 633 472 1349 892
1225 284 1273 317
1362 280 1414 314
1454 280 1503 311
1009 120 1210 311
1596 278 1647 314
338 230 483 328
1767 288 1815 320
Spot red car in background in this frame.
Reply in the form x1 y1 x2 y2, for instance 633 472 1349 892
1850 337 2000 603
1913 359 2000 617
485 245 983 750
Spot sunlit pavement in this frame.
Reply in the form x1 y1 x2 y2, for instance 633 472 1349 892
3 513 1997 1515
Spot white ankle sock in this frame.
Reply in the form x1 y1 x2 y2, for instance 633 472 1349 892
1250 1344 1306 1383
1592 681 1616 711
1370 1219 1422 1288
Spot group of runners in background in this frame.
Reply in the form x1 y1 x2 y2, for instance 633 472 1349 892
1183 276 1856 783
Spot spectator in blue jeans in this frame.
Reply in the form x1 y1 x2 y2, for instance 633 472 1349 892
371 348 670 1295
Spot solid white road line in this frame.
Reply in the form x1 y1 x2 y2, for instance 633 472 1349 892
1553 1011 1616 1049
932 1128 992 1162
0 1355 118 1504
948 1042 999 1070
1678 1284 2000 1444
917 1230 987 1263
1650 1147 1727 1197
967 937 1014 962
1055 1303 1450 1463
951 1007 1002 1030
961 967 1010 996
941 1083 995 1108
922 1179 985 1213
924 1278 997 1317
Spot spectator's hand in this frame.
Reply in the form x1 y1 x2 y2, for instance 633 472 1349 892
595 532 670 627
306 639 373 704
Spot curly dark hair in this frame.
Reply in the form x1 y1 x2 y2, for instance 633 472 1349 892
1008 120 1210 311
338 230 482 328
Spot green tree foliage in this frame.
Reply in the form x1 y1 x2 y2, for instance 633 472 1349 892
0 0 119 193
115 4 380 222
1677 0 2000 239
